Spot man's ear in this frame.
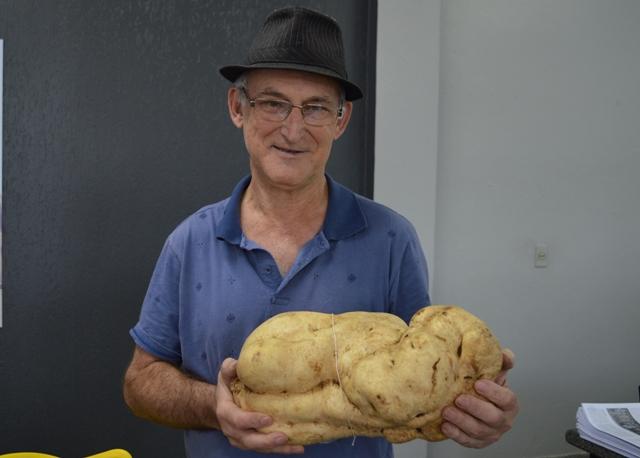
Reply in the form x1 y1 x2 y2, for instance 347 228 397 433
333 101 353 140
228 86 244 128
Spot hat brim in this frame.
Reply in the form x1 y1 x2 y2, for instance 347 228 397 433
219 62 363 101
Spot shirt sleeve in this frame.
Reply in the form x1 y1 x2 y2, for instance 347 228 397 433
129 236 183 364
389 222 431 324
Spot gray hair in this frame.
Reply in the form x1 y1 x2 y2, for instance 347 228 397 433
233 74 249 103
231 71 346 110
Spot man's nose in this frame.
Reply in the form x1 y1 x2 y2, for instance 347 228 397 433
280 106 306 140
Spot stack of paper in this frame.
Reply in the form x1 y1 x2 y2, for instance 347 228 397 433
577 403 640 458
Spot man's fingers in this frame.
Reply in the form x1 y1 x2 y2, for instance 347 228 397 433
493 349 515 386
232 410 273 431
233 431 304 454
216 358 237 401
216 358 273 431
441 420 495 449
227 425 304 455
501 348 515 370
442 351 519 448
474 380 518 413
216 384 273 431
443 404 495 437
446 381 518 441
216 359 304 454
219 358 238 385
451 393 503 429
221 407 273 431
268 445 305 454
232 441 305 455
276 444 305 454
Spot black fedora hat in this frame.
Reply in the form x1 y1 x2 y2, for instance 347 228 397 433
219 6 363 101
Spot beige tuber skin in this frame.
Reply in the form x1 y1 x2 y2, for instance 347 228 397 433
231 305 505 445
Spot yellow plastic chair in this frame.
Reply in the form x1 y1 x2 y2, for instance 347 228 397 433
86 450 132 458
0 449 131 458
0 454 57 458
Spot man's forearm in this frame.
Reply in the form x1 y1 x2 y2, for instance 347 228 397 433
124 355 219 430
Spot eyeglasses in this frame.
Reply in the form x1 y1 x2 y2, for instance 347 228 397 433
241 88 343 127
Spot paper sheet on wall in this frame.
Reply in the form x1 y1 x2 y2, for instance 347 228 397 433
1 39 4 327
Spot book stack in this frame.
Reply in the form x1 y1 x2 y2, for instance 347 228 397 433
576 403 640 458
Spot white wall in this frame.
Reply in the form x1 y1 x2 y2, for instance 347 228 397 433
375 0 441 281
376 1 440 456
376 1 640 457
376 1 440 457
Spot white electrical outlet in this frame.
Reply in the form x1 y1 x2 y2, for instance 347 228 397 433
535 243 548 268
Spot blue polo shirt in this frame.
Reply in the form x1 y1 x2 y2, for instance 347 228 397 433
131 175 430 458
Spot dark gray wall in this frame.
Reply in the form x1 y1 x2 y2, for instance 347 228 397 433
0 1 376 456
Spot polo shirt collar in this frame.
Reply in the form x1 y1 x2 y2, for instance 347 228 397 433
216 174 367 245
323 175 368 240
216 175 250 245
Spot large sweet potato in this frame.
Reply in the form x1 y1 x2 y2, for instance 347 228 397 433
231 305 502 445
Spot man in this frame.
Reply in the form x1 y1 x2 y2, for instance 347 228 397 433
123 6 518 457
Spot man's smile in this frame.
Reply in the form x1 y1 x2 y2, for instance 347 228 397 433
272 145 307 155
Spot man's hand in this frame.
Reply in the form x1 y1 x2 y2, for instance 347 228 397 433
441 349 519 448
216 358 305 454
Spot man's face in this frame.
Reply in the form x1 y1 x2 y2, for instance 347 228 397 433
228 69 352 191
